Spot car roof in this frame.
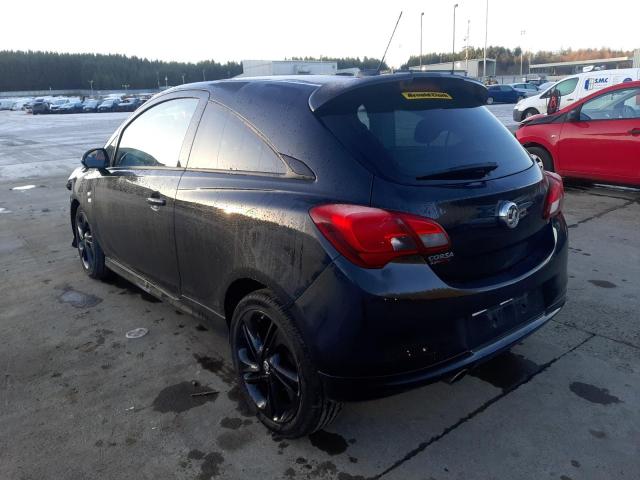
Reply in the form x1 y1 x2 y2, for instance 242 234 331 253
160 72 487 112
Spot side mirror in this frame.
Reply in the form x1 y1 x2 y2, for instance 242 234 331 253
81 148 109 169
566 109 580 122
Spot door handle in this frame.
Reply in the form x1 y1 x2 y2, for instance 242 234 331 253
146 197 166 207
628 128 640 136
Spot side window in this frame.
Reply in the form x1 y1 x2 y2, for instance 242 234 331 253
104 132 119 163
188 102 286 175
115 98 198 168
555 78 578 96
581 88 640 120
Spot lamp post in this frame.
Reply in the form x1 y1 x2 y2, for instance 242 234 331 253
89 80 94 97
452 3 459 74
464 19 470 74
181 73 186 84
420 12 424 69
520 30 526 77
483 0 489 80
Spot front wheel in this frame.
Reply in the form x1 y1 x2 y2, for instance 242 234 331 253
75 207 109 279
524 108 539 119
526 146 554 172
230 290 342 438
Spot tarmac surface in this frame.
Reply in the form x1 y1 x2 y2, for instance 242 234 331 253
1 108 639 479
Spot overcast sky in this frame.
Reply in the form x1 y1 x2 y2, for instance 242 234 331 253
2 0 638 68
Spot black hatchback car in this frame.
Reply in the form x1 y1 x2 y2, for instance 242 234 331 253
68 73 568 438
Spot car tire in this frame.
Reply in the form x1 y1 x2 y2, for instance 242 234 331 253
526 146 554 172
524 108 539 119
75 207 109 279
486 97 494 105
230 289 342 438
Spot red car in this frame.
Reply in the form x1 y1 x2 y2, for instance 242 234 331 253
516 80 640 186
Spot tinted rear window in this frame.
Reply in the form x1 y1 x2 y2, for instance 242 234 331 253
319 105 533 184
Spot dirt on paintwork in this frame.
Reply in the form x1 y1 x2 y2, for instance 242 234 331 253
570 382 622 405
58 287 102 308
108 275 161 303
470 351 541 391
308 430 349 456
152 381 219 413
195 324 209 331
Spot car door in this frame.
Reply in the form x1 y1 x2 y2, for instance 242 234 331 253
92 91 207 294
174 101 290 315
557 86 640 183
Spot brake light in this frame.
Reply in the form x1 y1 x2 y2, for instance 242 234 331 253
543 171 564 219
309 204 451 268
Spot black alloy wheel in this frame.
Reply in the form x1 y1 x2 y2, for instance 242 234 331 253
235 309 301 424
230 290 342 437
75 208 108 279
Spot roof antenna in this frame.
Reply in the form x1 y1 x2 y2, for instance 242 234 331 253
377 11 403 73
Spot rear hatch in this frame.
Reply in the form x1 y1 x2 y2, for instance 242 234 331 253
313 74 553 285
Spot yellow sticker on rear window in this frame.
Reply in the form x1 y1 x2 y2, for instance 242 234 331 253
401 91 452 100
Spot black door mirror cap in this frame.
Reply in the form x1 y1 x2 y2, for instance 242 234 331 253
566 108 580 122
81 148 109 169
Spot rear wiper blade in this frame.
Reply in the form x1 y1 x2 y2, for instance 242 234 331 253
416 162 498 180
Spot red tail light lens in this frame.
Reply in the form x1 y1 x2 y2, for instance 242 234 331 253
543 171 565 219
309 204 451 268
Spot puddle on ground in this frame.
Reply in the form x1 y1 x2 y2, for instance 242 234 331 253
308 430 349 456
588 279 617 289
470 351 541 391
58 288 102 308
152 381 219 413
569 382 622 405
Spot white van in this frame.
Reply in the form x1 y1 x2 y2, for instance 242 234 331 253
512 68 640 121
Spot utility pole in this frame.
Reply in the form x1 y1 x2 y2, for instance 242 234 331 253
452 3 459 74
122 84 129 92
89 80 94 97
181 73 186 84
483 0 489 80
202 69 206 81
420 12 424 68
464 19 470 74
520 30 526 77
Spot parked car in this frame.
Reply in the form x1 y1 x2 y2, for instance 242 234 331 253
486 84 527 104
31 98 50 115
82 99 100 113
510 82 539 95
513 68 640 121
68 74 568 438
97 99 119 112
516 80 640 186
48 98 70 113
0 99 16 110
116 97 143 112
58 101 84 114
11 98 33 110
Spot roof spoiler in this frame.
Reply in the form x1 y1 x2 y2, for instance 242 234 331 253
309 73 488 114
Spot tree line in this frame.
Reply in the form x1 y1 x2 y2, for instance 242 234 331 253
403 47 634 74
0 48 634 92
0 51 388 92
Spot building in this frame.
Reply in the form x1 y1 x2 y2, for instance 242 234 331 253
529 50 640 76
410 58 496 78
240 60 338 77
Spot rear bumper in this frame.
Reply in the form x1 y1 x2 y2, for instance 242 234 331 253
291 216 568 401
320 300 564 401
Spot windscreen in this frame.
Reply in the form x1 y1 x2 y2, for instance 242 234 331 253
319 104 534 184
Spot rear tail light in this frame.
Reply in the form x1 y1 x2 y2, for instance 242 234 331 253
309 204 451 268
543 171 564 219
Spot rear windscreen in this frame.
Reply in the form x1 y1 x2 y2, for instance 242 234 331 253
319 105 534 184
